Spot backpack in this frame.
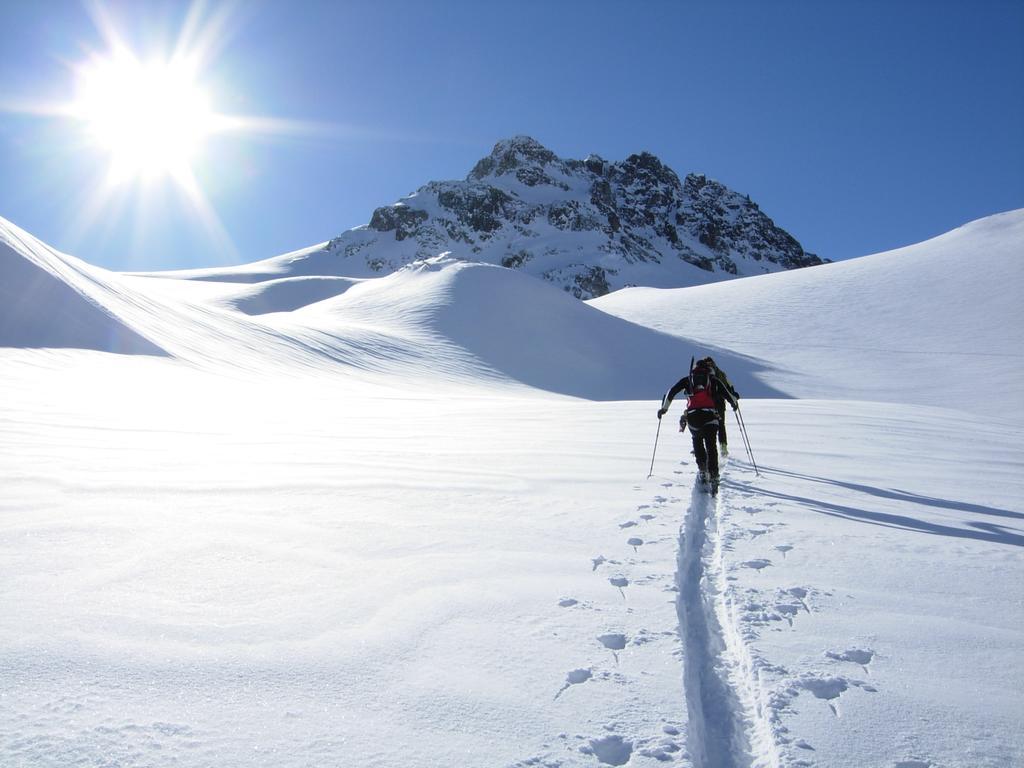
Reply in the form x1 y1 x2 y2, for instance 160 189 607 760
687 364 717 410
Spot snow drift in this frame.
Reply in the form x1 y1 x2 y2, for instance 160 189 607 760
0 221 165 355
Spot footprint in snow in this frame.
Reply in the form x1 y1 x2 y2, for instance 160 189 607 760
558 598 579 608
776 604 801 626
598 632 627 663
554 668 592 700
598 634 626 663
894 761 934 768
794 675 876 716
609 576 629 598
598 633 627 650
581 734 633 766
592 555 607 571
827 647 875 673
638 738 683 761
627 537 643 552
742 558 773 571
639 513 656 522
785 586 812 612
630 628 662 646
797 676 849 716
619 520 638 529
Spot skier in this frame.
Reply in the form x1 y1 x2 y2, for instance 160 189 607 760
700 356 739 455
657 358 738 491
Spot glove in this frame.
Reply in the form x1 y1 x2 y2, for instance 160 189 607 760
657 408 667 419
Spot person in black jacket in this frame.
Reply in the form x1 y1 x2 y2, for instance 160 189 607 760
701 356 740 455
657 358 738 487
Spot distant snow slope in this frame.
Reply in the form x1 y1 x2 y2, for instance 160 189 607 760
592 210 1024 417
4 210 1021 403
0 216 779 400
0 221 165 355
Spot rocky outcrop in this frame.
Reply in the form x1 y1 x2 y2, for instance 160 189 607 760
322 136 824 298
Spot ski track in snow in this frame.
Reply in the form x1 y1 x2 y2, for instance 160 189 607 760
519 475 702 766
539 452 923 767
671 461 892 768
675 466 781 768
543 456 797 768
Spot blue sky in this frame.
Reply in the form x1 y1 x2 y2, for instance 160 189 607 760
0 0 1021 271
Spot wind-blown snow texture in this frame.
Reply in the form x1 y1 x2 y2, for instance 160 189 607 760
147 136 823 299
1 209 1022 768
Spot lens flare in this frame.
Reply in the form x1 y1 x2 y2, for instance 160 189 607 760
0 0 339 261
72 51 218 184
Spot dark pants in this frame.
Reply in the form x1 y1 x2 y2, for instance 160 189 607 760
683 409 720 477
716 406 728 446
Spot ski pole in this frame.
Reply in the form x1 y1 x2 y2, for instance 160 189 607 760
741 409 757 475
647 416 663 479
734 407 754 467
735 405 760 476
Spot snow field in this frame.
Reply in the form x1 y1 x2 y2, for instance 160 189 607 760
701 401 1023 768
1 209 1022 767
3 352 1020 767
1 356 697 766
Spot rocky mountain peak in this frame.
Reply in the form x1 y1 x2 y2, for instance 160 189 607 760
323 136 824 299
617 152 682 189
468 136 561 182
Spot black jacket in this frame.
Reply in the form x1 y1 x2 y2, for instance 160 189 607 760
662 373 738 413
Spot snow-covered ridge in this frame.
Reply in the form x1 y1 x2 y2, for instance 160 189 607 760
0 220 165 355
152 136 823 298
2 210 1021 408
592 208 1024 416
0 220 775 399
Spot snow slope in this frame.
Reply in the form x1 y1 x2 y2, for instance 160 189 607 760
1 211 1022 768
1 215 779 400
0 223 165 355
591 210 1024 417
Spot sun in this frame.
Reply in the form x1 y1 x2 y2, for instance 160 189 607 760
72 50 219 185
0 1 328 257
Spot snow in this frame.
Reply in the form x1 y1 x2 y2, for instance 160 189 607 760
590 210 1024 418
1 209 1022 767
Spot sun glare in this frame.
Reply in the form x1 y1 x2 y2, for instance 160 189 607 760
0 0 329 258
73 52 218 184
